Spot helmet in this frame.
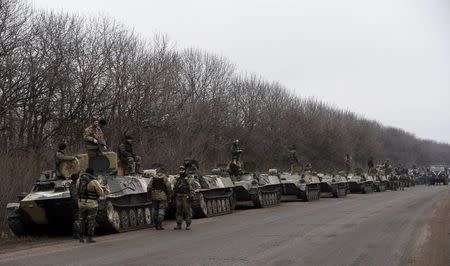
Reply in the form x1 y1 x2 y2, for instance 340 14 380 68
58 143 67 150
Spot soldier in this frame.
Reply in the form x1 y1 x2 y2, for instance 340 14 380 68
344 154 352 175
76 168 105 243
118 135 141 175
173 166 194 230
304 163 313 172
55 143 78 179
147 169 172 230
69 173 80 239
83 118 107 161
384 160 393 175
367 157 375 174
288 145 299 173
183 159 198 175
231 139 243 161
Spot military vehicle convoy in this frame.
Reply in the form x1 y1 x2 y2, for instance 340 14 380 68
428 165 449 185
373 173 388 192
232 172 281 208
347 172 374 194
318 173 348 198
274 170 321 201
7 152 153 235
189 169 235 218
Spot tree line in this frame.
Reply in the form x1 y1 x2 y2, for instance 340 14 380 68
1 0 449 174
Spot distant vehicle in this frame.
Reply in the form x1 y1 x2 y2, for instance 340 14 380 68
427 165 449 185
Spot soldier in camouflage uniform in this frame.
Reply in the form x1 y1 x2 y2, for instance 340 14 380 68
69 173 80 239
288 145 299 173
231 139 242 161
173 166 194 230
118 135 141 175
55 143 78 179
229 140 243 180
76 168 105 243
344 154 352 175
83 119 107 161
147 169 172 230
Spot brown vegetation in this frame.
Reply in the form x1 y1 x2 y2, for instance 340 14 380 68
1 0 449 237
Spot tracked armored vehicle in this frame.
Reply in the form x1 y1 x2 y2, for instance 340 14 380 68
373 172 388 192
318 173 347 198
276 169 321 201
428 165 449 185
188 168 235 218
347 172 374 194
232 171 281 208
6 152 153 236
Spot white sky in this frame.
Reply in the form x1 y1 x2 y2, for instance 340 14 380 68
32 0 450 143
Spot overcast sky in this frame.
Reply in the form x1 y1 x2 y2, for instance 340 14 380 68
32 0 450 143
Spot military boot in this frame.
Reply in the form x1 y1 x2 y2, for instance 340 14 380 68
185 223 191 230
73 231 80 240
156 221 164 230
86 236 96 243
174 223 182 230
79 235 85 243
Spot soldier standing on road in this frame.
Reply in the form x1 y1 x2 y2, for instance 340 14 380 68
147 169 172 230
77 168 105 243
173 166 194 230
344 154 352 175
69 173 80 239
55 143 78 179
83 119 107 161
118 135 141 175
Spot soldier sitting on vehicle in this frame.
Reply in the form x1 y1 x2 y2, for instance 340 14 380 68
83 118 107 161
76 168 105 243
118 134 141 175
55 143 78 179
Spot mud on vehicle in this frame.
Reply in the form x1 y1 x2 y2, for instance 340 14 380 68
347 173 375 194
232 171 281 208
7 152 153 236
275 169 321 201
317 173 348 198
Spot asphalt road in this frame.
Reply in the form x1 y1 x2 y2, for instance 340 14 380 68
0 186 448 266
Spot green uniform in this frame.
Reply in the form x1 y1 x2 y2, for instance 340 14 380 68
173 174 194 228
76 174 104 240
118 141 140 175
147 173 172 229
83 125 106 159
69 180 80 238
55 150 76 178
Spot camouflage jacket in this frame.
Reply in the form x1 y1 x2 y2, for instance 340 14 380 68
55 150 76 177
76 175 105 208
173 174 194 197
83 125 106 150
147 174 172 201
118 141 135 161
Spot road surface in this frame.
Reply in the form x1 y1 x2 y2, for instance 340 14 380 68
0 186 448 266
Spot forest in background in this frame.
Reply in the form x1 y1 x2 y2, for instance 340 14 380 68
1 0 449 238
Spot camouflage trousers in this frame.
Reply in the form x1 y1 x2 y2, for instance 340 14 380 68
78 206 98 237
122 156 141 175
175 194 192 226
73 205 80 234
151 200 167 225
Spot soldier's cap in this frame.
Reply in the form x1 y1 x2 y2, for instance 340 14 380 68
58 143 67 150
233 139 239 143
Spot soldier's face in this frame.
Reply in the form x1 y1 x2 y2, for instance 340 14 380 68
179 169 186 175
93 120 99 127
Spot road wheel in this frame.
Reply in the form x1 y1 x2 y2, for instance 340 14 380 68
106 203 120 232
120 209 129 229
212 200 218 214
129 209 137 228
198 194 208 217
137 208 145 226
144 207 152 225
8 211 28 236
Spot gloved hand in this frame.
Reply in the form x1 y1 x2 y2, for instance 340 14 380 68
93 139 98 144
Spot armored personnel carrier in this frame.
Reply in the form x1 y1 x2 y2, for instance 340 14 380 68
318 173 348 198
428 165 449 185
6 152 152 236
275 169 321 201
232 171 281 208
347 172 374 194
373 172 388 192
188 168 235 218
